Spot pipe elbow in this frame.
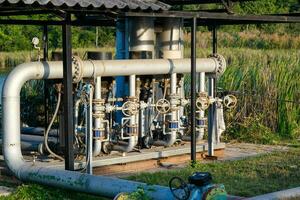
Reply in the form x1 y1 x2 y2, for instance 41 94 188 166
2 62 44 98
112 136 137 153
92 139 102 156
153 131 177 147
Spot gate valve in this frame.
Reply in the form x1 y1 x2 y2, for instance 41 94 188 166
223 95 237 109
155 98 171 114
121 101 139 117
196 92 210 111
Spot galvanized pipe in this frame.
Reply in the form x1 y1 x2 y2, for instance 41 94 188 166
2 56 225 198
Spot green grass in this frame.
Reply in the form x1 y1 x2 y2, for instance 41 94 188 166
0 184 107 200
1 148 299 199
127 148 300 197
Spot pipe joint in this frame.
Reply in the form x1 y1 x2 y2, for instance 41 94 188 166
209 54 226 76
72 56 83 83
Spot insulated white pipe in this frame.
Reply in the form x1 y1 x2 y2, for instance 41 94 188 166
2 56 225 199
112 75 138 152
182 72 206 142
91 58 225 77
198 72 206 139
93 76 102 156
171 73 177 122
86 85 93 174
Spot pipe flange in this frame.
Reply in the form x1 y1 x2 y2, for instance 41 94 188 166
128 96 138 102
92 113 105 118
209 54 226 76
72 56 83 83
93 99 105 105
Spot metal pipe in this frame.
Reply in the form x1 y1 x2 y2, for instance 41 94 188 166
153 133 177 147
2 55 225 198
153 73 178 147
112 75 138 152
111 136 138 153
91 58 224 76
198 72 206 139
86 84 93 174
2 63 174 199
93 76 102 157
182 72 205 142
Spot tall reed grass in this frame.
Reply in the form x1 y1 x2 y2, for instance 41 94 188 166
184 31 300 50
185 48 300 142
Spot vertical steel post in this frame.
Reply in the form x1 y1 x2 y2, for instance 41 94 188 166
62 13 74 170
190 17 197 164
43 25 49 132
208 25 217 156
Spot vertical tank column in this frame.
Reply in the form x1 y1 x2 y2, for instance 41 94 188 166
115 19 129 124
128 17 155 142
113 17 155 152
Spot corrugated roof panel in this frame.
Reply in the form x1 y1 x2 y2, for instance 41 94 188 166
0 0 171 10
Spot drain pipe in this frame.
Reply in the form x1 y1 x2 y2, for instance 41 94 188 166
112 74 138 152
2 57 225 199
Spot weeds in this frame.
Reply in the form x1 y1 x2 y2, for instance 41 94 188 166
127 148 300 197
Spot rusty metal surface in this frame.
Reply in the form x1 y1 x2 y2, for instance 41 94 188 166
0 0 170 11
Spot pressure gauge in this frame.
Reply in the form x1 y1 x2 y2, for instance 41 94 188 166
32 37 40 46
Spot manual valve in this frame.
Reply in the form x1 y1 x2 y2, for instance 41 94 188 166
155 98 171 114
121 100 139 117
196 92 210 111
223 94 237 109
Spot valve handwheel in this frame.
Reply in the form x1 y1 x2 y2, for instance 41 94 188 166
196 96 210 111
155 99 171 114
122 101 138 116
223 95 237 109
169 177 190 200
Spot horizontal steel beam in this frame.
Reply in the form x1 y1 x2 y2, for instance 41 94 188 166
0 19 115 26
125 11 300 24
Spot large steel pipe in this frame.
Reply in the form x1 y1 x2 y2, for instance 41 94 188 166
2 56 225 199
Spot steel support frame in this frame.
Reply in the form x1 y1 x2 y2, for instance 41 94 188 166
62 13 74 171
190 17 197 163
43 25 49 133
208 25 218 156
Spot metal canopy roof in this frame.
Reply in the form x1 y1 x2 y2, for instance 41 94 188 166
0 0 171 11
161 0 250 5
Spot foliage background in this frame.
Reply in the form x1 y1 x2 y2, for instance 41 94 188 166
0 0 299 51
